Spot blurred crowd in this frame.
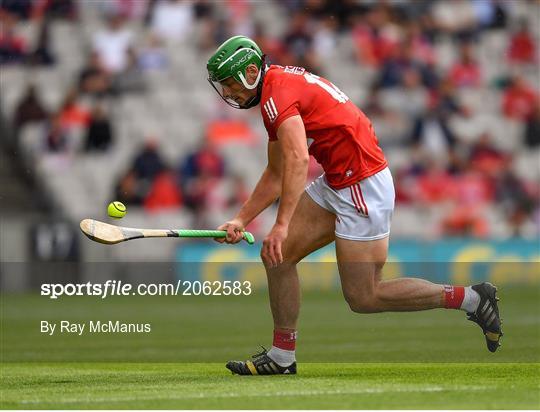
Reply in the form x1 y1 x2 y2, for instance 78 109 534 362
2 0 539 238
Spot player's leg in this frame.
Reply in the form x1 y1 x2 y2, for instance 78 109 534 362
336 236 503 351
226 189 336 375
266 191 336 330
336 236 446 312
333 168 444 311
334 167 502 352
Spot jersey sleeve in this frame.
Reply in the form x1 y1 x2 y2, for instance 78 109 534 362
261 83 300 141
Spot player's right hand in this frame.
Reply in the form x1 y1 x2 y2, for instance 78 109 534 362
216 219 245 244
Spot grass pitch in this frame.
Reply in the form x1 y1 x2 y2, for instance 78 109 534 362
2 363 539 409
1 285 539 409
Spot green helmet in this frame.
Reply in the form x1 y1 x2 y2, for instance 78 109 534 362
207 35 265 109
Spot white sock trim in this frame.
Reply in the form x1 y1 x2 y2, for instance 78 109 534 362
267 346 295 367
461 286 481 313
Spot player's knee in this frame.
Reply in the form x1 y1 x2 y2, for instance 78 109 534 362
260 250 302 266
347 299 378 313
277 246 303 265
344 292 378 314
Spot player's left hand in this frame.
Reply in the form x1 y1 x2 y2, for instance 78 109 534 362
262 223 288 267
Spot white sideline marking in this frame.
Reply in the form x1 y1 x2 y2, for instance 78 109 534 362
18 385 491 405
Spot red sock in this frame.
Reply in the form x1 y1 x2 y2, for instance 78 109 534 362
273 329 297 351
444 285 465 309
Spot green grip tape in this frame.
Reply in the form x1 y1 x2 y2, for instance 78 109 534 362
176 230 255 245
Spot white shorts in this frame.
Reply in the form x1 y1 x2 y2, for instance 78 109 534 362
305 167 395 241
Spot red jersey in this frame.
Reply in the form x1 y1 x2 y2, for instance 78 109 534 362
260 65 387 189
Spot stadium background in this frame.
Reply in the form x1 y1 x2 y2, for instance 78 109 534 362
1 0 538 290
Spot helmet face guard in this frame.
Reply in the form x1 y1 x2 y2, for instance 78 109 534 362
207 35 265 109
207 55 266 109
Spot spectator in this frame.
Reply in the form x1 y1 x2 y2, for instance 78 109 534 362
305 0 364 31
470 0 499 30
393 167 419 204
312 15 338 61
431 0 478 41
184 172 219 212
225 0 254 37
0 0 32 20
507 19 536 65
414 162 456 204
84 104 113 152
151 0 194 42
57 89 91 130
282 11 320 72
182 141 224 181
115 140 166 206
448 42 482 88
402 21 436 66
524 103 540 148
13 84 48 131
495 164 536 236
206 118 258 146
377 40 438 89
31 0 78 21
380 68 429 119
435 77 470 117
453 169 494 206
78 52 112 96
469 133 508 175
441 206 489 237
144 169 183 212
92 14 134 73
111 49 146 94
409 107 457 159
401 69 430 116
0 12 27 64
351 7 398 68
26 17 56 66
132 140 165 181
180 139 225 209
115 170 144 206
502 75 538 121
252 23 286 66
98 0 147 21
193 0 213 21
45 114 68 152
138 33 169 72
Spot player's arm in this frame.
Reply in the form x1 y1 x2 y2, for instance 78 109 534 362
234 141 282 227
217 140 282 243
274 115 308 228
262 115 309 266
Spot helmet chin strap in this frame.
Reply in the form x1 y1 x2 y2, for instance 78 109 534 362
238 68 262 90
238 58 267 109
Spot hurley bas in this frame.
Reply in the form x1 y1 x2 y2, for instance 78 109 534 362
41 320 151 336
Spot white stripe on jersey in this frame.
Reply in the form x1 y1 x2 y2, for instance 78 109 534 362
264 97 278 122
268 97 278 118
263 103 273 121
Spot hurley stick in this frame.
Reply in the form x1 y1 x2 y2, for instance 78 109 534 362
80 219 255 245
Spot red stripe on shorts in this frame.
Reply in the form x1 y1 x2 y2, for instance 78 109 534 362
352 184 367 216
356 184 369 216
349 186 362 213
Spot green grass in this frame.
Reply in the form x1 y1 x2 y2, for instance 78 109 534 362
1 285 539 408
1 363 539 409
